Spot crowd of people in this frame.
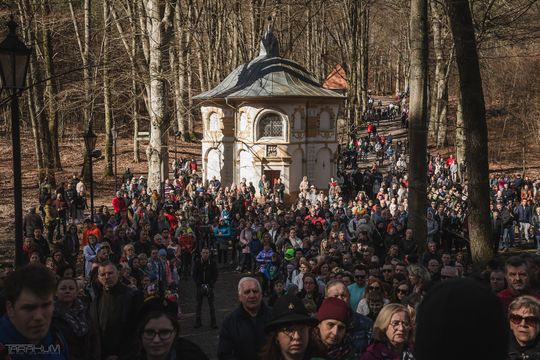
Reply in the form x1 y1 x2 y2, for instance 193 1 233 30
1 103 540 358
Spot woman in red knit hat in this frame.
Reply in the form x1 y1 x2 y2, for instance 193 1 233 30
311 297 355 360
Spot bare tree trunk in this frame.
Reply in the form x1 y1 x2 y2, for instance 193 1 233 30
103 0 113 176
360 3 369 112
408 0 429 253
41 0 61 170
446 0 492 265
18 0 46 178
174 1 186 135
455 90 465 163
395 52 402 95
82 0 92 128
145 0 173 192
436 78 449 147
69 0 92 181
428 1 442 142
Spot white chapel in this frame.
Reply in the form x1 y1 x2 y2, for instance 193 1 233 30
193 25 345 197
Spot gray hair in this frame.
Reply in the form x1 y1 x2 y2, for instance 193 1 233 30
325 279 350 297
238 277 262 295
407 264 431 282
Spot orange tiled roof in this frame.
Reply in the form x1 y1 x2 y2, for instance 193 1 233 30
322 64 348 90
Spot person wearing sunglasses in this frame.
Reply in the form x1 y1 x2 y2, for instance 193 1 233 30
392 281 410 304
357 279 389 316
508 296 540 359
349 266 368 311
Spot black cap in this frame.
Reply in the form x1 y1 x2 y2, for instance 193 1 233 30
265 293 318 333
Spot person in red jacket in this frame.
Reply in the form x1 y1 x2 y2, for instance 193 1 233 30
112 191 127 214
498 256 540 313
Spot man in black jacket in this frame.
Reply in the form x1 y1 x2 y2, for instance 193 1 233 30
90 261 142 359
193 247 218 329
217 277 272 360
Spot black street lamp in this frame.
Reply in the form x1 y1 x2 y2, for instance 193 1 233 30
0 17 31 268
84 125 97 223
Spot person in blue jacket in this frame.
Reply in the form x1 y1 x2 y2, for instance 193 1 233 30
0 264 69 359
214 219 231 264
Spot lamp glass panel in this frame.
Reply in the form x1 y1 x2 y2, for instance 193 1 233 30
0 52 13 88
14 52 29 89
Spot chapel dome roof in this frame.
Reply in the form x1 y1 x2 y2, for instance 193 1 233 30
193 24 344 101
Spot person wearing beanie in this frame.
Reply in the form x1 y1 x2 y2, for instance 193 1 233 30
259 293 318 360
312 297 355 360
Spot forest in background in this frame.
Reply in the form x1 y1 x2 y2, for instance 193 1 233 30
0 0 538 183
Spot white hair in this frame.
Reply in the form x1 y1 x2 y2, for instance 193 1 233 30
238 277 262 295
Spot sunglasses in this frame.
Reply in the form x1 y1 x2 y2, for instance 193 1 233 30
382 269 393 273
397 288 408 294
368 286 381 291
509 314 539 327
355 274 366 279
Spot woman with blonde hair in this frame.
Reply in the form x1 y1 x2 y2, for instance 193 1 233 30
360 303 414 359
120 243 136 264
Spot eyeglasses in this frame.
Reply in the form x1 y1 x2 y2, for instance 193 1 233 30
280 325 307 337
142 329 175 340
389 320 411 329
509 314 539 327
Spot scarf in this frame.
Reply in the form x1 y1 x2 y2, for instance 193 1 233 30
53 298 89 337
313 328 355 360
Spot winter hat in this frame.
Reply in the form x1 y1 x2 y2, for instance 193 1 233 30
317 297 350 324
284 248 295 261
158 249 167 257
265 293 318 333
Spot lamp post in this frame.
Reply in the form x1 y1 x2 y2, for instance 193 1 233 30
0 17 31 268
83 126 97 223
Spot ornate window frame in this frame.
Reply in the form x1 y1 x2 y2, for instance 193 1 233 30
255 110 288 143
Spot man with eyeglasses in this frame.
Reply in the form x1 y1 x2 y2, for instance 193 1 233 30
348 266 367 312
498 256 540 312
218 277 272 360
